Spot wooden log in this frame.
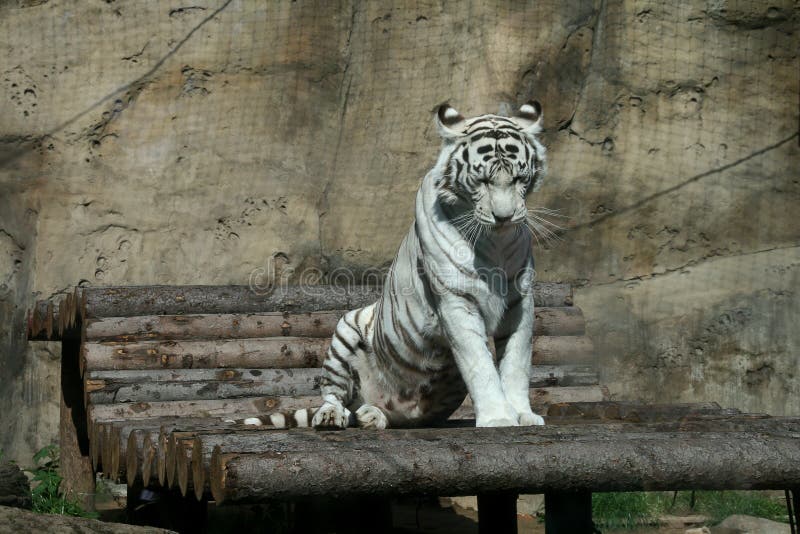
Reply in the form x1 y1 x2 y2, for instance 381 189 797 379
545 401 732 422
83 307 585 343
187 430 315 499
27 299 57 341
80 285 384 318
88 396 320 422
87 389 600 433
101 425 118 479
84 365 597 405
77 283 572 318
84 311 341 342
103 420 159 482
82 335 593 373
85 368 321 404
164 431 201 490
0 461 32 509
89 421 105 472
125 430 147 486
82 337 329 372
140 431 159 488
155 428 171 487
123 419 245 487
151 413 800 497
59 337 95 511
208 422 800 503
103 403 746 487
450 386 606 420
94 416 261 485
176 438 195 497
532 336 594 365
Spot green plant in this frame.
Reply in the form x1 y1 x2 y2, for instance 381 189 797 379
592 490 789 530
592 491 666 529
27 444 98 518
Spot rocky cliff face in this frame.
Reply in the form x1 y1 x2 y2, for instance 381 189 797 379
0 0 797 462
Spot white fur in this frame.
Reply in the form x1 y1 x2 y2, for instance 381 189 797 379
294 408 309 427
243 417 263 426
269 413 286 427
311 107 548 430
443 106 460 120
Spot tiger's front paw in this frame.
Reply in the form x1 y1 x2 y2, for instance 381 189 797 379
518 411 545 426
476 404 520 427
312 401 350 429
477 416 519 427
355 404 389 429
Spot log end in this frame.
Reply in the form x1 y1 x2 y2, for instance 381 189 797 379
177 440 193 497
192 436 206 502
141 433 156 485
126 430 141 487
109 427 122 481
157 429 169 487
209 446 228 505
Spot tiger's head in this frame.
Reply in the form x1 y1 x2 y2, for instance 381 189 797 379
433 102 546 231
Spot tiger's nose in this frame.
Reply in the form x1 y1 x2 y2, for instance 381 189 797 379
493 213 513 225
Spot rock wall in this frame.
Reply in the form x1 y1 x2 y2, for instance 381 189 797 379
0 0 797 462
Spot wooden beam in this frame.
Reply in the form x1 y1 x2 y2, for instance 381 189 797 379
88 396 320 422
59 337 95 511
207 422 800 503
77 283 572 318
545 401 731 421
81 335 594 373
84 365 598 405
83 306 585 342
450 387 607 420
85 368 321 404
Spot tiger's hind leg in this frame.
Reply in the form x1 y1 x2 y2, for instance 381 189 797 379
312 306 374 429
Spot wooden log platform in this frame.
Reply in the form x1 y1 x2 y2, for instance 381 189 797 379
111 410 798 503
207 420 800 503
33 283 797 534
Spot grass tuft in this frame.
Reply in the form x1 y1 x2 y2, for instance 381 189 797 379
592 490 789 530
27 444 99 518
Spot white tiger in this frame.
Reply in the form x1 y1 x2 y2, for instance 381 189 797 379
309 101 549 429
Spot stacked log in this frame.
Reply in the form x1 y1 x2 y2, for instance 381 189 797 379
208 419 800 502
93 408 800 502
27 283 575 341
29 284 643 502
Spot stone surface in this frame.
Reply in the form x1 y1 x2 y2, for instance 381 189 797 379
0 0 797 462
715 514 791 534
0 505 175 534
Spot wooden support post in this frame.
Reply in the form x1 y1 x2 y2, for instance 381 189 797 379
59 336 95 511
290 497 392 534
544 491 594 534
478 492 518 534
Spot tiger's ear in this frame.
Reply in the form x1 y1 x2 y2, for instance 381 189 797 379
514 100 543 135
435 103 467 140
